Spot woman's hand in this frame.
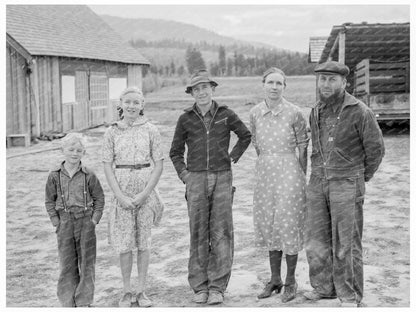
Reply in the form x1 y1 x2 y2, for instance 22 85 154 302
132 192 147 209
117 194 136 210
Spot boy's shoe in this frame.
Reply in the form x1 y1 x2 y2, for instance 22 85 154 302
304 290 337 301
340 301 358 307
207 291 223 305
119 292 133 307
193 291 209 304
137 292 152 307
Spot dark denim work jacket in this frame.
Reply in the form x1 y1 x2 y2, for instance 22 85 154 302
170 100 251 177
310 92 385 181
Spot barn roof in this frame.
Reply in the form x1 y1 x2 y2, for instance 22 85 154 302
318 22 409 71
308 36 328 63
6 5 150 65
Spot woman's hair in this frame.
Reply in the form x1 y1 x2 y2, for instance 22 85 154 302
117 86 145 119
61 133 85 150
262 67 287 86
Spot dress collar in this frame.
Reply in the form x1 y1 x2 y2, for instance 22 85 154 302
259 99 287 116
114 116 149 129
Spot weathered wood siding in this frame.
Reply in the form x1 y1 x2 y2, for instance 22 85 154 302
7 54 144 137
128 65 143 88
6 43 30 136
31 56 62 134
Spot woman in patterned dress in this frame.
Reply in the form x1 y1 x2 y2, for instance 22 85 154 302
249 68 309 303
102 87 164 307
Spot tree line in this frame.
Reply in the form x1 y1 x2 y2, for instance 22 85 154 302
131 40 315 78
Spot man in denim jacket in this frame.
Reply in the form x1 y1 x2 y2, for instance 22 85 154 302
304 61 384 307
170 69 251 305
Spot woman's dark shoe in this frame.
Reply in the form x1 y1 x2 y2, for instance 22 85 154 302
281 281 298 303
257 282 284 299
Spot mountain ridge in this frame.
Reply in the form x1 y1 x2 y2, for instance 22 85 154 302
100 14 279 51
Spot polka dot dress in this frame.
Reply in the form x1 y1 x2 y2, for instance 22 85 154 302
249 99 309 254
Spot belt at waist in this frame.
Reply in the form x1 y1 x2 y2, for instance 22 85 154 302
115 163 151 170
260 151 295 156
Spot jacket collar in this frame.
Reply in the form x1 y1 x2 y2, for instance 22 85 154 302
184 100 228 113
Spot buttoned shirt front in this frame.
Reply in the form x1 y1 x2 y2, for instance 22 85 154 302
45 161 105 225
318 97 343 160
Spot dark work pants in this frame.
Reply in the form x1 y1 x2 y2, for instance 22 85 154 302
305 175 365 303
185 170 234 294
56 210 96 307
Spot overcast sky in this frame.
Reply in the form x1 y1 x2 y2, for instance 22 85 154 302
89 4 410 53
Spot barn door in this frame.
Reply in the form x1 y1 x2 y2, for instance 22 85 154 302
89 71 108 126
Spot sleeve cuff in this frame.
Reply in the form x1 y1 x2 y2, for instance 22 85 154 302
179 169 189 183
92 211 103 224
50 216 60 227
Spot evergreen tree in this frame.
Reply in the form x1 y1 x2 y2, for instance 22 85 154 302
177 65 185 76
185 46 206 74
170 60 176 76
218 45 226 76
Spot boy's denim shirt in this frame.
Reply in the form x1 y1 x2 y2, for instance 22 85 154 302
45 161 105 226
309 92 385 181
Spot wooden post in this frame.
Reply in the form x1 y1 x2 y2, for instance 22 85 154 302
338 31 346 64
31 57 41 137
364 59 370 107
51 57 62 132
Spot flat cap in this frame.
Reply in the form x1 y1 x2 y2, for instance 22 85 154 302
185 69 218 94
314 61 350 76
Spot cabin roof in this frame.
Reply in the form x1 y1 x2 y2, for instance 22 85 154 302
318 22 409 71
6 5 150 65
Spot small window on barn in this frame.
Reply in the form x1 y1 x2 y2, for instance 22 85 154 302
61 75 76 104
109 78 127 100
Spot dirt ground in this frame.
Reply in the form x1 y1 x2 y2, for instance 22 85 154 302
5 77 410 309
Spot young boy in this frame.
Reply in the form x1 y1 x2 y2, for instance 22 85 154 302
45 133 105 307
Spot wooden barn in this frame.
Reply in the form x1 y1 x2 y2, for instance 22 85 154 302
309 22 410 120
6 5 149 146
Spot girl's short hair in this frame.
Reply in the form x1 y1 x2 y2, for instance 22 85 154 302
262 67 287 86
61 133 85 149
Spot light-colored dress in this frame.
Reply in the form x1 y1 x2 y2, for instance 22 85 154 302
102 116 164 253
249 99 309 255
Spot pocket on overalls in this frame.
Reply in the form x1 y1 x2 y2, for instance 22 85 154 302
231 186 236 205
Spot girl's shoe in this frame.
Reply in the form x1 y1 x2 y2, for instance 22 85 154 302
257 282 284 299
137 292 153 307
119 292 133 307
281 281 298 303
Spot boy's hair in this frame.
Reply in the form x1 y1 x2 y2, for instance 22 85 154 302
61 133 86 150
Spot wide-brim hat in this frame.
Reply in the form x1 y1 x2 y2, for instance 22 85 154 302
185 69 218 94
314 61 350 76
